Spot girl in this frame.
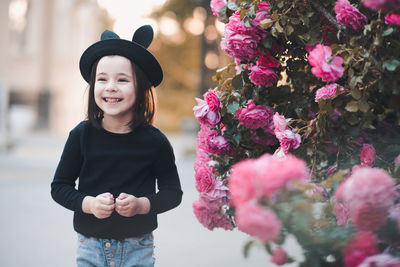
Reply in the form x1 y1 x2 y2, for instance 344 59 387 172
51 25 183 267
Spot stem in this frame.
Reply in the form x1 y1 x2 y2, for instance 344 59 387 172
308 0 345 32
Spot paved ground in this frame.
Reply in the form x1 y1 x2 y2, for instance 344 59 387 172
0 130 287 267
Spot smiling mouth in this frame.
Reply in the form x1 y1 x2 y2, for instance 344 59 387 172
103 97 123 103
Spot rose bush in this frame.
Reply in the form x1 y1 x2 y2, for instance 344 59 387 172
193 0 400 265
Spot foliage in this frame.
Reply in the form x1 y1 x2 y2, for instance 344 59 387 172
193 0 400 266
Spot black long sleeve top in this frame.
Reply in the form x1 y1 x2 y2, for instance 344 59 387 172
51 121 183 239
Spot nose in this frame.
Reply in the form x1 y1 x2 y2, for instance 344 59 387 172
105 80 117 92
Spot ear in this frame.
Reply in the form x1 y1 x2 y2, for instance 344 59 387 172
101 30 120 40
132 25 153 48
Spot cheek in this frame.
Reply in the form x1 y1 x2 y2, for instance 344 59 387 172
94 86 103 106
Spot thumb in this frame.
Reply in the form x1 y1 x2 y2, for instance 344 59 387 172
100 192 114 200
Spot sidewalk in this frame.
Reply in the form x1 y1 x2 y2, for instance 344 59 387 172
0 131 278 267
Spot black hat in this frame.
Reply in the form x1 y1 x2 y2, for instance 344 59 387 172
79 25 163 87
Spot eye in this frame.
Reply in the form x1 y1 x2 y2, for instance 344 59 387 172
119 78 129 82
97 77 106 82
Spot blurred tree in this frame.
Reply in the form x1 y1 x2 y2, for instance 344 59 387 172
150 0 227 131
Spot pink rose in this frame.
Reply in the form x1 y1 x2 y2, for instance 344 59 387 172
362 0 400 11
308 44 344 82
229 154 309 206
229 158 259 207
273 112 287 132
204 89 221 111
248 65 279 87
257 52 280 68
358 254 400 267
315 83 345 102
210 0 226 17
385 13 400 25
193 98 221 126
235 99 274 129
195 164 215 193
352 204 389 231
200 179 230 207
253 1 270 26
276 129 301 154
196 125 232 155
193 199 234 230
360 144 376 167
343 231 378 267
236 203 282 243
334 0 368 31
270 247 287 266
342 168 397 231
334 203 350 226
221 11 267 61
207 134 232 155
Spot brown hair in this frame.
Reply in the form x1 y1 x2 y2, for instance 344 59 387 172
86 57 155 130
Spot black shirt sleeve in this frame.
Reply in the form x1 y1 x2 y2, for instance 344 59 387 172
51 124 87 213
147 135 183 215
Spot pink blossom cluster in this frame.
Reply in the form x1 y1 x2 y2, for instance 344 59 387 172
197 125 232 155
334 0 368 31
362 0 400 11
220 3 268 61
249 52 280 87
192 199 233 231
308 44 344 82
360 144 376 167
235 99 274 129
334 167 397 231
210 0 226 17
273 112 302 154
385 13 400 25
193 89 221 127
228 153 309 242
315 83 345 102
343 231 378 267
270 247 288 266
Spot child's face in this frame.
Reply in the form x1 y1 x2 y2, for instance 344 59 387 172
94 55 136 122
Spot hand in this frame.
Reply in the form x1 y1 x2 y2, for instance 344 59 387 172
115 193 150 217
83 192 115 219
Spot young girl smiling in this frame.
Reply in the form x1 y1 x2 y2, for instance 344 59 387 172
51 25 183 267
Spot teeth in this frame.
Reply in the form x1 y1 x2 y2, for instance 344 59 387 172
104 98 122 103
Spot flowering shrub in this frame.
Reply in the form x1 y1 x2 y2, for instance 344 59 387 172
193 0 400 266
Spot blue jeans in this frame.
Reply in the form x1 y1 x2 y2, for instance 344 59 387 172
76 233 155 267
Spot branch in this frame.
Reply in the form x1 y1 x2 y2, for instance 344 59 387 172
309 0 345 32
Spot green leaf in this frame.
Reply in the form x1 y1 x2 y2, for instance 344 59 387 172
227 2 238 11
358 99 370 112
382 27 394 37
345 101 359 112
227 101 240 115
260 18 274 29
218 6 228 23
286 25 294 36
243 17 252 27
350 88 362 100
383 59 400 72
232 75 243 89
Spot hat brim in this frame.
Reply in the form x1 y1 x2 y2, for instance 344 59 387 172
79 39 163 87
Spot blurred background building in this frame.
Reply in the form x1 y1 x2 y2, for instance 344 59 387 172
0 0 230 150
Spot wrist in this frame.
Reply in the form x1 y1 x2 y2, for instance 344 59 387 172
82 196 95 214
138 197 150 214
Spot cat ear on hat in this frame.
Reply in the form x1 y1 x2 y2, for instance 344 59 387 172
101 30 120 40
132 25 153 48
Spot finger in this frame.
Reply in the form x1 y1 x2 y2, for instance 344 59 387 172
99 203 115 211
118 193 129 200
100 192 113 199
100 197 115 205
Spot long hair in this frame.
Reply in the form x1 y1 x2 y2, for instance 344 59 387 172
86 57 156 130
